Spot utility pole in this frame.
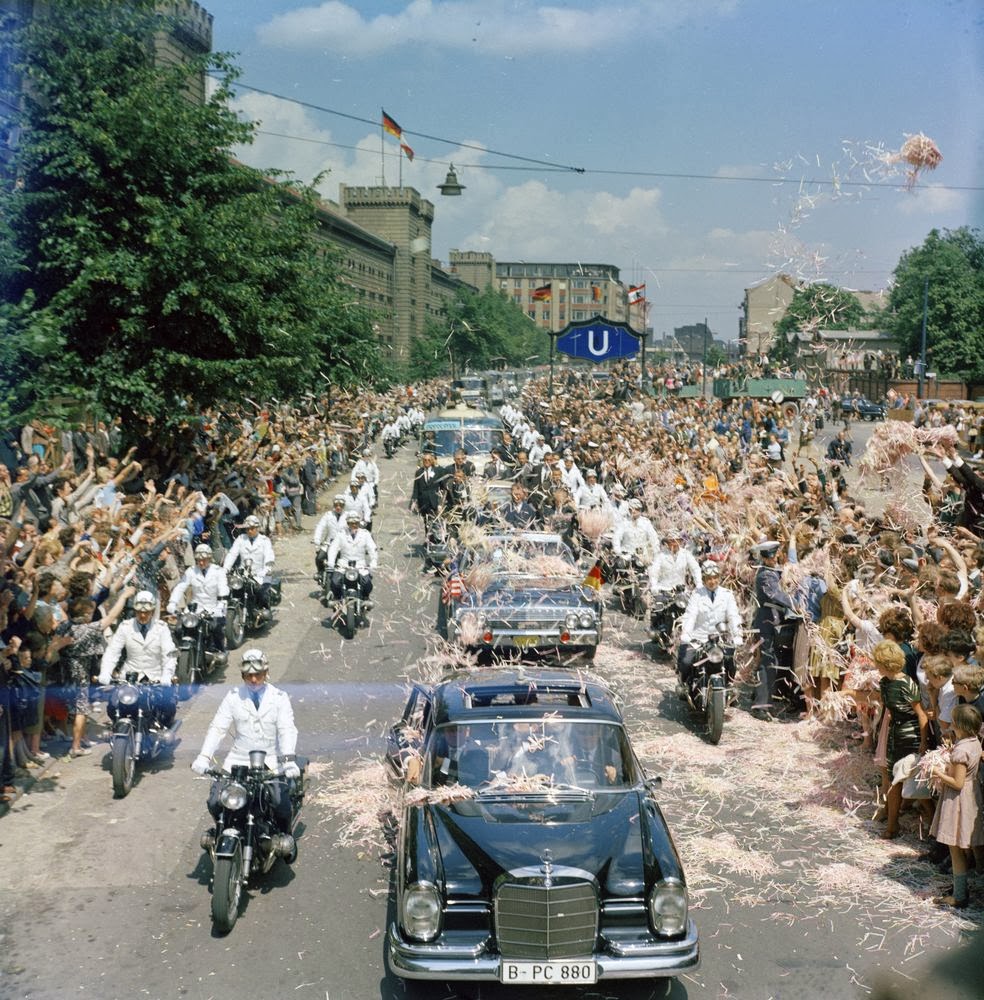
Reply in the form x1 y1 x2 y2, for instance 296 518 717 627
918 277 928 401
701 317 709 397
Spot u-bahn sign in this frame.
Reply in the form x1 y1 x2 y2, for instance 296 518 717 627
553 315 642 363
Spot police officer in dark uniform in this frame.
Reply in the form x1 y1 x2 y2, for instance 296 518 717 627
750 540 797 719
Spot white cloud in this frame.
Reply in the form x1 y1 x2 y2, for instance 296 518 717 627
257 0 738 57
896 184 965 215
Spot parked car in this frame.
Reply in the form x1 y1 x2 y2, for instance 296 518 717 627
841 395 885 420
384 668 700 988
446 531 601 661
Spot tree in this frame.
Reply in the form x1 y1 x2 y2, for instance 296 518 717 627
887 227 984 379
0 0 380 428
772 284 866 361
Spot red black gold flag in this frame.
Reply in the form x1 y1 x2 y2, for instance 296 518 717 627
532 284 552 302
382 110 402 139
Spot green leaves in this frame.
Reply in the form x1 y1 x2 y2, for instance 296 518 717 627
0 0 381 430
888 228 984 380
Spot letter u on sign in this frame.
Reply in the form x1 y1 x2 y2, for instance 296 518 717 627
587 329 609 357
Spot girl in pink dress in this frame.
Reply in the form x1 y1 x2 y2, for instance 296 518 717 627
929 704 984 908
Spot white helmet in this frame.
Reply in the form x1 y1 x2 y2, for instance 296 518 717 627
194 543 212 559
333 494 346 505
240 648 269 674
243 515 261 529
345 511 362 524
133 590 156 610
701 560 722 577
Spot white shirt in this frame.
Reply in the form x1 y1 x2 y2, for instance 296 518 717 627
199 682 298 772
381 422 400 441
326 527 379 573
99 618 178 685
649 549 702 593
167 563 230 616
223 532 275 583
342 490 372 525
314 509 346 548
679 585 742 646
561 464 585 494
575 482 609 511
613 515 659 561
353 458 379 486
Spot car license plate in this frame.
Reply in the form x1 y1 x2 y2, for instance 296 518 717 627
500 960 597 985
513 635 541 648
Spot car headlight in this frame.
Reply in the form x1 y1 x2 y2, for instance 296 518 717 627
579 611 594 629
118 685 140 706
565 612 580 630
402 881 442 941
649 878 688 936
219 782 249 811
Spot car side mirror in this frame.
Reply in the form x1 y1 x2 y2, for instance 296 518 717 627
645 774 663 792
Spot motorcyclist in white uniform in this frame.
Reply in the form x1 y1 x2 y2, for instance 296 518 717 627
326 511 378 602
167 543 230 658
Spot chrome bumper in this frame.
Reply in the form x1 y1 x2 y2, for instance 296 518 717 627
388 920 700 981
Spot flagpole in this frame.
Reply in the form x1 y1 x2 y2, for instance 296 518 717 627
399 143 403 189
380 108 386 186
549 331 555 400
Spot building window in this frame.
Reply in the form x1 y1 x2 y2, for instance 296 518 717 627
528 309 536 320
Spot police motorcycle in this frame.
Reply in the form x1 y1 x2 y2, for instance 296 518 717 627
613 554 649 618
650 585 689 654
681 623 733 745
225 569 281 650
384 434 397 459
103 673 180 798
199 750 306 934
172 604 227 696
334 559 369 639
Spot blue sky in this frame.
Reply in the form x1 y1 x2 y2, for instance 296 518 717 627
202 0 983 342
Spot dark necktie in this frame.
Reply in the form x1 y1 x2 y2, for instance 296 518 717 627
250 690 261 710
138 622 150 639
708 590 716 603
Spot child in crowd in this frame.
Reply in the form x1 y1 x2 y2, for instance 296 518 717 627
921 654 957 744
873 640 928 839
929 703 984 908
951 663 984 719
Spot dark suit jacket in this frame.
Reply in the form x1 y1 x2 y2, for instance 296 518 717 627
503 502 538 529
411 466 446 514
949 459 984 535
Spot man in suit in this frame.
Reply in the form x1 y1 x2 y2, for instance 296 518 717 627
749 541 797 718
502 482 538 529
410 451 446 530
444 447 476 479
483 446 511 481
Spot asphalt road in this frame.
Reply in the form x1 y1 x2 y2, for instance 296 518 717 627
1 415 979 1000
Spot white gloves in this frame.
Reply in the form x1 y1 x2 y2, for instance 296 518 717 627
191 755 210 775
283 762 301 780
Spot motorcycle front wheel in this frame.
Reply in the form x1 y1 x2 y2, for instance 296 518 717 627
111 733 135 798
211 845 244 933
706 679 725 745
175 648 195 700
343 601 356 640
225 605 246 650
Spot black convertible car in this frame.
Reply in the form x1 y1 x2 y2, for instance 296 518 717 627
840 395 885 420
384 669 699 987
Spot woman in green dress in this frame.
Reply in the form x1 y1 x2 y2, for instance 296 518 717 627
874 640 928 839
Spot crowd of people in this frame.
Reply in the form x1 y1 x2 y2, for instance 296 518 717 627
0 382 445 803
3 357 983 911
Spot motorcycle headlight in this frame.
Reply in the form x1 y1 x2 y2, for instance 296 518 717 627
182 612 200 628
402 881 442 942
565 612 580 630
230 578 244 592
219 782 249 811
706 646 724 664
344 568 359 582
579 611 594 629
649 878 688 937
118 685 140 706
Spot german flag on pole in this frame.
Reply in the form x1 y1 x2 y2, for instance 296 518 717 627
382 110 402 139
591 284 602 302
532 284 552 302
582 560 605 592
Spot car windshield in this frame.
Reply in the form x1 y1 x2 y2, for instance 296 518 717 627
469 537 578 579
426 720 632 790
423 424 504 457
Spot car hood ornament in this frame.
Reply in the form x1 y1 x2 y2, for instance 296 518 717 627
540 849 554 886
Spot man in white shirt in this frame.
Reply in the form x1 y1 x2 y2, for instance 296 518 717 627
561 453 585 495
326 511 379 603
223 514 276 615
613 500 658 562
352 449 379 491
167 544 230 657
649 533 702 594
677 561 743 694
99 589 179 727
574 469 609 511
192 649 300 843
343 478 373 528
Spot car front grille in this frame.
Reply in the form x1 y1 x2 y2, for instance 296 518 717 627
495 881 598 959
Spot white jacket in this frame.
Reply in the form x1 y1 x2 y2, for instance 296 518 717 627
313 509 346 548
352 458 380 486
575 482 609 511
199 683 298 772
342 490 372 525
223 533 275 583
167 563 229 616
99 618 178 685
649 550 702 593
327 527 378 573
679 585 742 646
613 515 659 561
